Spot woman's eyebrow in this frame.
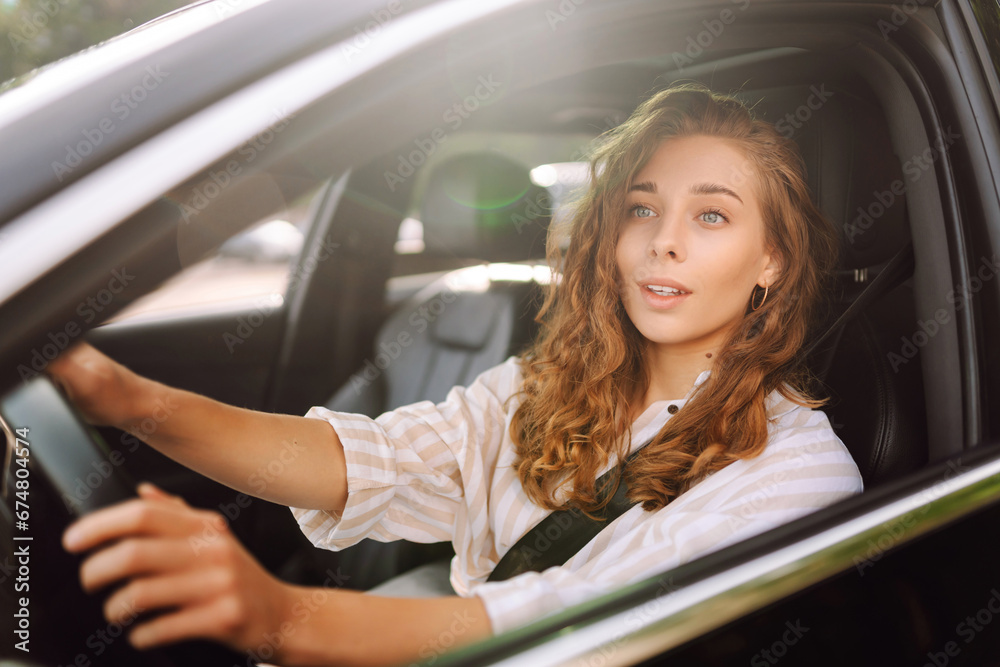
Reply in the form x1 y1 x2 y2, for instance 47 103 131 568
628 181 657 194
689 182 744 205
627 181 744 206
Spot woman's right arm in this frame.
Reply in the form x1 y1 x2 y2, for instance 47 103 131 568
46 343 348 512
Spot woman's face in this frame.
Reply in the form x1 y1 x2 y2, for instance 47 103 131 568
615 134 780 353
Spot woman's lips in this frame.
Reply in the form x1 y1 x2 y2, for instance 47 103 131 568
640 284 691 310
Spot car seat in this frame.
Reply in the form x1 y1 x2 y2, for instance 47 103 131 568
285 152 551 589
753 85 929 486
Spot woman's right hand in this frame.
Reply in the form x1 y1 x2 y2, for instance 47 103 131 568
47 342 144 429
63 482 296 655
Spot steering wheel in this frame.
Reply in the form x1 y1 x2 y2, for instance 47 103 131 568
0 375 247 667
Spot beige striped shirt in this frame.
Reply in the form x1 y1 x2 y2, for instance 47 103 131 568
290 356 863 634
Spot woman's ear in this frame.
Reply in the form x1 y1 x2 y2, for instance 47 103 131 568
759 249 782 288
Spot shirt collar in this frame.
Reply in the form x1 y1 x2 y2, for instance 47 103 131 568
765 386 804 421
690 369 711 395
626 369 801 452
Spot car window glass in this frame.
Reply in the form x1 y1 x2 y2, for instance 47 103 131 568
108 186 321 322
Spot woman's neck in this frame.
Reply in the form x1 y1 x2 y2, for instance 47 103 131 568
629 343 717 421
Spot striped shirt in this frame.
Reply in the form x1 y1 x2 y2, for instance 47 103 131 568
290 356 863 634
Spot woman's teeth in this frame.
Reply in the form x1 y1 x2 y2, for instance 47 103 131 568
646 285 686 296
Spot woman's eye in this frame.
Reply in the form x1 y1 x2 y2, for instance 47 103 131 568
631 205 655 218
700 209 728 224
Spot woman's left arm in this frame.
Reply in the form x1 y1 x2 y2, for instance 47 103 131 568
63 483 492 667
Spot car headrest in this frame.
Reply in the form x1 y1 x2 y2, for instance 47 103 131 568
749 86 908 270
419 152 551 262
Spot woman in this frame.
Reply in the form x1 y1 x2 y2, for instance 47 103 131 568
50 84 863 666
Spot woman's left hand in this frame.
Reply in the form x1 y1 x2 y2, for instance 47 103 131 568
62 482 293 653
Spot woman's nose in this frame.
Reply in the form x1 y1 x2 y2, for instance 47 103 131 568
648 211 685 261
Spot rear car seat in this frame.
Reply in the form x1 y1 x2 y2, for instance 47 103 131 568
285 151 551 589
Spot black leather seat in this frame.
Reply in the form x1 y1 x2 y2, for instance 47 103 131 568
754 86 928 487
326 150 549 417
285 152 551 588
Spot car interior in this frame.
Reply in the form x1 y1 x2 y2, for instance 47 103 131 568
80 47 942 592
1 2 982 664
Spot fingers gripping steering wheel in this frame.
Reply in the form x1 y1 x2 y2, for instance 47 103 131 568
0 375 246 667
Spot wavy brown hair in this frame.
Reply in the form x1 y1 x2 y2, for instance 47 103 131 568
508 83 840 513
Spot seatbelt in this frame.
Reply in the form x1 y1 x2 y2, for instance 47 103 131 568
804 240 915 380
488 241 916 582
488 445 649 582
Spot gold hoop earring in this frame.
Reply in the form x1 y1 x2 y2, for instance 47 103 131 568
751 284 769 311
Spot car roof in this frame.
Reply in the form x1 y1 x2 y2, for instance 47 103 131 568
0 0 469 222
0 0 901 223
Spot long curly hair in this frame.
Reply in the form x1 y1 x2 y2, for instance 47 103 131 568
509 83 840 513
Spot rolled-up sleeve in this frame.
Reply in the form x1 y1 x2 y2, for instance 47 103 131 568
289 359 514 551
